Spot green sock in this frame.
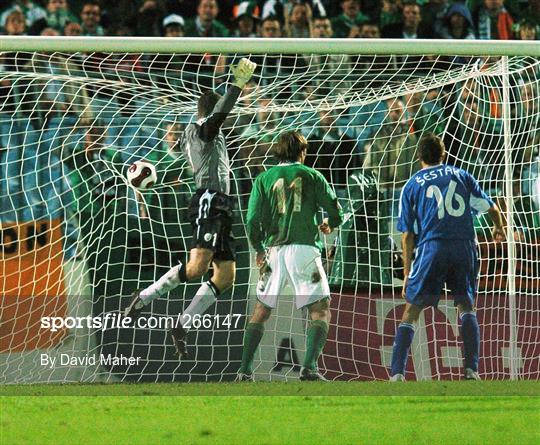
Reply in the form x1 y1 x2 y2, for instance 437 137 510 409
303 320 329 371
239 322 265 374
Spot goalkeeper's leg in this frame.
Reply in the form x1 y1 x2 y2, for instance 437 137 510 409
238 302 272 379
125 248 214 320
180 259 235 327
169 258 235 358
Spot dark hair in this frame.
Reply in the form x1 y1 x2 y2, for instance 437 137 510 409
518 17 535 28
402 0 419 7
273 131 308 162
417 133 445 165
197 91 221 117
360 21 379 28
261 15 281 26
517 18 536 29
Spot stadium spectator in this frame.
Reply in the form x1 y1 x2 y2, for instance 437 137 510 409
231 1 258 37
180 2 228 88
41 26 59 35
2 8 26 34
349 21 390 89
405 90 447 138
64 20 82 36
514 18 538 40
439 2 476 39
254 15 311 101
184 0 229 37
152 15 187 92
421 0 450 38
258 14 281 37
379 0 402 29
519 0 540 32
250 97 281 147
37 50 92 120
0 1 46 30
311 16 332 38
163 122 183 159
227 83 269 197
358 20 381 38
43 0 78 34
162 13 184 37
446 81 498 183
363 98 418 191
445 99 484 172
214 0 235 28
156 122 195 196
127 0 164 36
68 125 120 207
306 110 359 187
110 24 133 37
86 0 125 34
474 0 515 40
467 0 522 19
495 174 540 243
382 1 433 38
285 1 311 38
251 42 280 93
230 80 260 140
512 82 540 168
80 1 104 36
331 0 370 38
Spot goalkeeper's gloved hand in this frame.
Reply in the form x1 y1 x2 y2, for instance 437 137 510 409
232 58 257 89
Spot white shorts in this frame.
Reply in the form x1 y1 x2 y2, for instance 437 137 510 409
256 244 331 309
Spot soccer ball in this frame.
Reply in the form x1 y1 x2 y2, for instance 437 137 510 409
126 161 157 190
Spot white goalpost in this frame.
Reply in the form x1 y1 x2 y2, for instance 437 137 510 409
0 37 538 383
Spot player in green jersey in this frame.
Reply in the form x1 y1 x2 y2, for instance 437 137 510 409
238 131 344 381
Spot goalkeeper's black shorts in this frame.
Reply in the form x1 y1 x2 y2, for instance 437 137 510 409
187 188 236 261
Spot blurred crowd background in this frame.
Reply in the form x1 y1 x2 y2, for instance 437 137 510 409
0 0 538 40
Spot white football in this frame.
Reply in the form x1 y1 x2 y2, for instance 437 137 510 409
127 161 158 190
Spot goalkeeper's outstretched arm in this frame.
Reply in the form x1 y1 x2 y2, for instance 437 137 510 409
198 58 257 142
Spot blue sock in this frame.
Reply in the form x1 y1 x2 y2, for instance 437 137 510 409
390 323 415 376
460 312 480 372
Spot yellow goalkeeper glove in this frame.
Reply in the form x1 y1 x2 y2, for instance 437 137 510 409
232 58 257 89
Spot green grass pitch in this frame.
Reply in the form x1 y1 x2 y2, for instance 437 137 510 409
2 381 539 445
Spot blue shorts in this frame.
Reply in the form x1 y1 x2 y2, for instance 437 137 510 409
405 239 479 308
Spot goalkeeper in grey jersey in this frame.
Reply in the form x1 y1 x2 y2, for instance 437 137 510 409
124 58 257 358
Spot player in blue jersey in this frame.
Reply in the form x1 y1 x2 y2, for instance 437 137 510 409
390 133 505 381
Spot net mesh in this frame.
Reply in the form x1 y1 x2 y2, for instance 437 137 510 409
0 50 538 383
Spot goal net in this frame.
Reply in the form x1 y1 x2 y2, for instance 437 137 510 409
1 38 538 383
